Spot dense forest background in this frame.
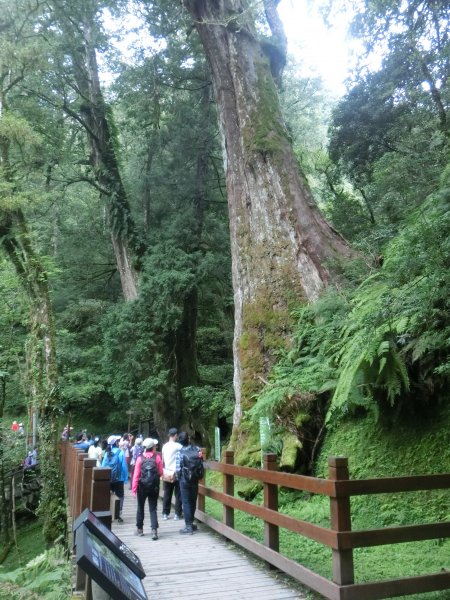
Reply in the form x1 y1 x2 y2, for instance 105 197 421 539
0 0 449 553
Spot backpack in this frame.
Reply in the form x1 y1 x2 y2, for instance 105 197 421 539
139 454 160 490
104 450 121 483
181 446 204 482
131 444 143 466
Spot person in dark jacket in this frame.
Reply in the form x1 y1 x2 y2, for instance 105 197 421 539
175 432 203 535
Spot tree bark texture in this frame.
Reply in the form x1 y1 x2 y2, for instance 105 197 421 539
0 209 66 544
58 9 140 300
182 0 354 431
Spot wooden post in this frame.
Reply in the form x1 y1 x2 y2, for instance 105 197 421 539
197 448 206 513
91 467 112 512
81 458 96 514
329 456 354 586
263 453 279 554
223 450 234 528
70 449 83 517
74 452 87 519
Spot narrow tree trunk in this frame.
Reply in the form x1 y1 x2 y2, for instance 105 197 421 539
182 0 354 432
56 7 140 300
0 371 12 552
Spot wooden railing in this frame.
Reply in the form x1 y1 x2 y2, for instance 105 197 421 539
196 452 450 600
59 441 450 600
58 442 114 596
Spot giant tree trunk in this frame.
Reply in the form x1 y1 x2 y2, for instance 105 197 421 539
182 0 354 433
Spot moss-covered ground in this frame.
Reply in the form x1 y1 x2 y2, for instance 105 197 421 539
205 402 450 599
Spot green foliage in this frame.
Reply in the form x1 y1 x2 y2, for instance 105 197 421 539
0 545 70 599
252 179 450 427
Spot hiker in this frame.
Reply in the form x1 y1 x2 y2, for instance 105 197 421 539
101 435 128 523
132 438 163 540
11 421 19 432
161 427 182 521
175 432 204 535
88 436 102 466
73 432 90 451
129 436 143 490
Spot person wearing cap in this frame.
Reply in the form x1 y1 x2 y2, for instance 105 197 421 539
161 427 182 521
131 438 163 539
102 435 128 523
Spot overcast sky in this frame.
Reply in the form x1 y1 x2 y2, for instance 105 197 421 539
278 0 360 96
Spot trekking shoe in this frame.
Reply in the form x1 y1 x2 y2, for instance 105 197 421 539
192 524 198 531
135 528 144 536
117 516 124 523
151 529 158 540
173 514 180 521
162 514 168 521
179 526 193 535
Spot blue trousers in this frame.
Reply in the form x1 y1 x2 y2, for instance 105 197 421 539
179 479 199 527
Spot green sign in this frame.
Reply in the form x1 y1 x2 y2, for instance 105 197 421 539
214 426 221 461
259 417 271 467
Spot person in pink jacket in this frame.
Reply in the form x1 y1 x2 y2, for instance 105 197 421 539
132 438 163 539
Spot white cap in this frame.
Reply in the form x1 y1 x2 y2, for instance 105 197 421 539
142 437 156 449
107 435 119 445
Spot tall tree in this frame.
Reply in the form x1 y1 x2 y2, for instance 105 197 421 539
40 0 141 300
0 0 65 543
180 0 354 438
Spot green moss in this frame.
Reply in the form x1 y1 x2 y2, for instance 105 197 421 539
243 58 288 157
280 433 301 470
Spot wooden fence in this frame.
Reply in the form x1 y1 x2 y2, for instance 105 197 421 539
196 452 450 600
59 442 450 600
58 442 114 596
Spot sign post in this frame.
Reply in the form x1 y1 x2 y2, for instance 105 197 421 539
259 417 271 467
214 426 221 461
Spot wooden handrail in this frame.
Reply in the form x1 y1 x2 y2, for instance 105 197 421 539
60 441 450 600
197 452 450 600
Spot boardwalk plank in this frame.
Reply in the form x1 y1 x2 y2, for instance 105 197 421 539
111 488 306 599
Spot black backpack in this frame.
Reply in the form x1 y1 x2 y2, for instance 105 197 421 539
181 446 204 482
139 454 160 491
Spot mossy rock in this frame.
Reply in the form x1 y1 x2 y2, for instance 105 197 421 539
237 481 263 501
280 433 301 471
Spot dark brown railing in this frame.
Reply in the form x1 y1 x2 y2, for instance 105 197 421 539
195 452 450 600
59 442 450 600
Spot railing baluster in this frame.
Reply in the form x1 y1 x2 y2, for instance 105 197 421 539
223 450 234 528
329 456 354 587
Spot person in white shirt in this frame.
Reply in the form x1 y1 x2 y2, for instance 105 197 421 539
161 427 182 520
88 437 103 466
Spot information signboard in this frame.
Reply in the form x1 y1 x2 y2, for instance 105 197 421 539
73 508 145 579
76 523 147 600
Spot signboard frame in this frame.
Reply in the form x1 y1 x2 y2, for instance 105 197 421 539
76 523 147 600
73 508 145 579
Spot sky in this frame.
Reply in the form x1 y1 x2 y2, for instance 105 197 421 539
277 0 360 96
102 1 363 97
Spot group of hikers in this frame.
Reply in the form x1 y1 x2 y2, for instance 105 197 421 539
71 427 204 540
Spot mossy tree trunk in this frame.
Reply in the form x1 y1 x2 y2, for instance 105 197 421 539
0 370 12 556
0 210 66 545
53 3 140 301
182 0 354 442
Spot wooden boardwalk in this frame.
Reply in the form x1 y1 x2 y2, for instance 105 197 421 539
113 488 306 599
